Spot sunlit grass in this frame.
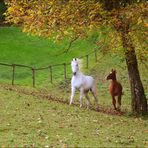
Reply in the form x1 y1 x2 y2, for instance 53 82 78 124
0 87 147 147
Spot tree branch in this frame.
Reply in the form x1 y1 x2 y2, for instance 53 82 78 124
64 36 79 54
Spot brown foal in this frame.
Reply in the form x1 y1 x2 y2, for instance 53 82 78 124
106 69 123 111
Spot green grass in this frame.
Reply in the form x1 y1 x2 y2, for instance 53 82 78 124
0 26 97 66
0 87 148 147
0 26 147 107
0 26 99 87
0 26 147 147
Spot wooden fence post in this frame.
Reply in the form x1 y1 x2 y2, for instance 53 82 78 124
86 55 89 68
64 63 67 79
12 64 15 85
49 66 53 83
32 68 35 87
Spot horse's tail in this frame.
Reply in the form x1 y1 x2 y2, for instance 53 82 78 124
91 81 98 96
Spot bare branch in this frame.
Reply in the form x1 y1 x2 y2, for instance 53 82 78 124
64 36 79 54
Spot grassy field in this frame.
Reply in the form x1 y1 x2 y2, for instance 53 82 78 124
0 86 148 147
0 26 147 110
0 26 100 86
0 26 148 147
0 27 96 65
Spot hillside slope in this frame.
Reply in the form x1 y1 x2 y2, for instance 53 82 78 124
0 86 148 147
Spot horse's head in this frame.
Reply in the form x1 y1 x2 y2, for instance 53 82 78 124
71 58 79 75
106 69 116 80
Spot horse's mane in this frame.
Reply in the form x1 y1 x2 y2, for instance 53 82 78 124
77 58 83 71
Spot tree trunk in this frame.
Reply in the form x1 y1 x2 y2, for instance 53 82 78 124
125 48 147 114
117 20 147 115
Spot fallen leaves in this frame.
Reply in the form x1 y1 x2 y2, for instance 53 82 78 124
59 123 65 129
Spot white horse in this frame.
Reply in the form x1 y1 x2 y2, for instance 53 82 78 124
70 58 99 110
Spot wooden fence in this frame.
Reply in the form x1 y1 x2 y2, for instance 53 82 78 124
0 48 101 87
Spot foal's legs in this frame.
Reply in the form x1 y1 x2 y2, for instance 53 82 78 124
70 87 76 105
117 95 122 111
112 95 117 110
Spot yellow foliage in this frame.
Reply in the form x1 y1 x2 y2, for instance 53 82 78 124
5 0 147 49
7 7 14 12
144 23 148 27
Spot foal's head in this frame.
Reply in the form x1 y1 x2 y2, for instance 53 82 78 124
106 69 117 81
71 58 79 75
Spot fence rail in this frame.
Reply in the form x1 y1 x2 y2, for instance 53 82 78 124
0 46 103 87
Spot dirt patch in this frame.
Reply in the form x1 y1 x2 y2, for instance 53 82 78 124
0 84 124 116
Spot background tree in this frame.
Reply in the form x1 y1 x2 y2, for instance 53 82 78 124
0 0 6 24
5 0 147 114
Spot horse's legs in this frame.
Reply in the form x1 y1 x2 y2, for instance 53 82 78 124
70 87 76 105
80 88 84 108
117 95 122 111
85 93 91 109
91 86 99 111
112 96 117 110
